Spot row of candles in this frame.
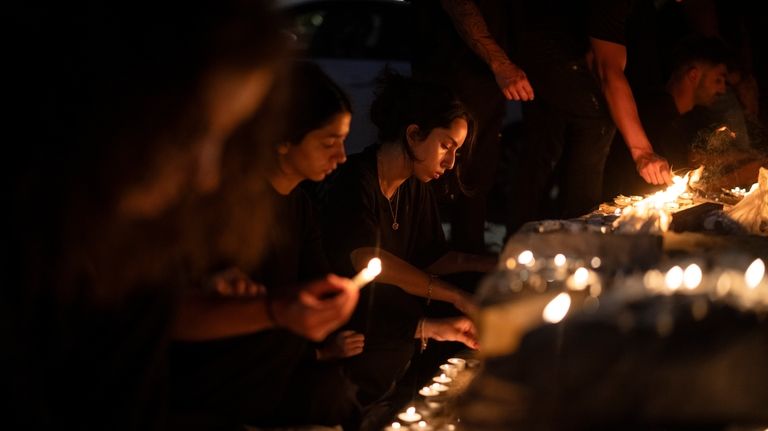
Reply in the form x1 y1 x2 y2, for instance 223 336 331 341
385 358 471 431
497 249 767 327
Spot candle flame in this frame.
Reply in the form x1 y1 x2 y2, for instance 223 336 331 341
572 267 589 290
518 250 534 266
406 407 416 415
683 264 702 289
543 293 571 323
665 266 684 290
554 254 566 267
392 423 401 430
745 258 765 289
418 421 427 428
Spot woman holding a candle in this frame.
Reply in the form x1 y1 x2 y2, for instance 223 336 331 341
322 70 494 407
170 61 361 429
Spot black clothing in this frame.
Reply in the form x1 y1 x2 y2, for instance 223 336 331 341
507 0 630 229
412 0 508 253
323 145 449 405
169 186 352 429
604 89 692 198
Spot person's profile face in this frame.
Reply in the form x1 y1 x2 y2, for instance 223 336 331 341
409 117 468 183
281 112 350 182
695 63 727 107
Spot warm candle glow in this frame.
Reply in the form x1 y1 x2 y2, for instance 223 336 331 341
543 293 571 323
683 264 702 290
745 258 765 289
554 254 566 267
350 258 383 289
572 267 589 290
665 266 683 290
392 423 401 430
518 250 534 266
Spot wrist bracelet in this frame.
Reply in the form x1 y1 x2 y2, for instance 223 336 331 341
426 274 436 306
419 319 428 353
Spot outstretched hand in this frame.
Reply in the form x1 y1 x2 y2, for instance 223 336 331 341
424 316 479 350
634 152 672 185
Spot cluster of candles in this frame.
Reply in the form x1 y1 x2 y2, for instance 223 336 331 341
496 249 767 327
611 169 701 233
616 257 768 310
386 358 469 431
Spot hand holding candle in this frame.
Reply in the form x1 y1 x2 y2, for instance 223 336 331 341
350 257 382 289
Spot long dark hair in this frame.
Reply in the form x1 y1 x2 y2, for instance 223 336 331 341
282 61 352 145
370 68 476 163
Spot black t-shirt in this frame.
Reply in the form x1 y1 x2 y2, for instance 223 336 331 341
323 145 449 342
251 185 329 293
604 88 685 197
170 184 329 427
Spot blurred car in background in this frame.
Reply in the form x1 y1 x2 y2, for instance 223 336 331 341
280 0 412 155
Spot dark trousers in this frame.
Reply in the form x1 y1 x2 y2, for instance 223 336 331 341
507 100 616 232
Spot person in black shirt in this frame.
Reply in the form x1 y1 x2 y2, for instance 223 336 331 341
507 0 673 230
323 71 496 407
604 36 730 197
169 62 360 430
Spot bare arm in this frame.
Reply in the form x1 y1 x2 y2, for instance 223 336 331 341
590 37 672 185
351 247 474 314
426 251 496 275
172 274 359 342
440 0 533 101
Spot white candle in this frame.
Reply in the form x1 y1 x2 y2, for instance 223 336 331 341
397 407 422 423
447 358 466 370
439 363 457 378
419 385 439 397
429 382 449 392
350 258 382 289
432 373 452 384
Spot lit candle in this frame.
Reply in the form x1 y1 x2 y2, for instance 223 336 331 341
418 386 439 397
432 373 452 384
439 363 458 378
350 258 382 289
429 382 449 393
413 420 433 431
397 407 422 423
384 422 402 431
542 293 571 323
447 357 466 370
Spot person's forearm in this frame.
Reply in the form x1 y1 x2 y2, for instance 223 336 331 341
601 67 654 158
351 247 462 304
426 251 496 275
172 296 274 341
441 0 512 72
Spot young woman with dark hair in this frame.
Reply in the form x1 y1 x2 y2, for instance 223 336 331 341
322 70 496 407
170 61 361 429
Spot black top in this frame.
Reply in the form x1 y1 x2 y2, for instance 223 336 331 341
169 185 329 427
604 88 688 197
323 145 449 342
252 185 329 293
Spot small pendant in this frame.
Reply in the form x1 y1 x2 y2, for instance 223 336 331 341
392 222 399 231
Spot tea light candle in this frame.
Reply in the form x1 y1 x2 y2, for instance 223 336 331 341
385 422 403 431
439 363 457 378
397 407 422 423
429 382 449 393
447 358 466 370
419 386 439 397
432 373 452 384
413 420 433 431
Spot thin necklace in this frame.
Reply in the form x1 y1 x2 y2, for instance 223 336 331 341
387 186 400 231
